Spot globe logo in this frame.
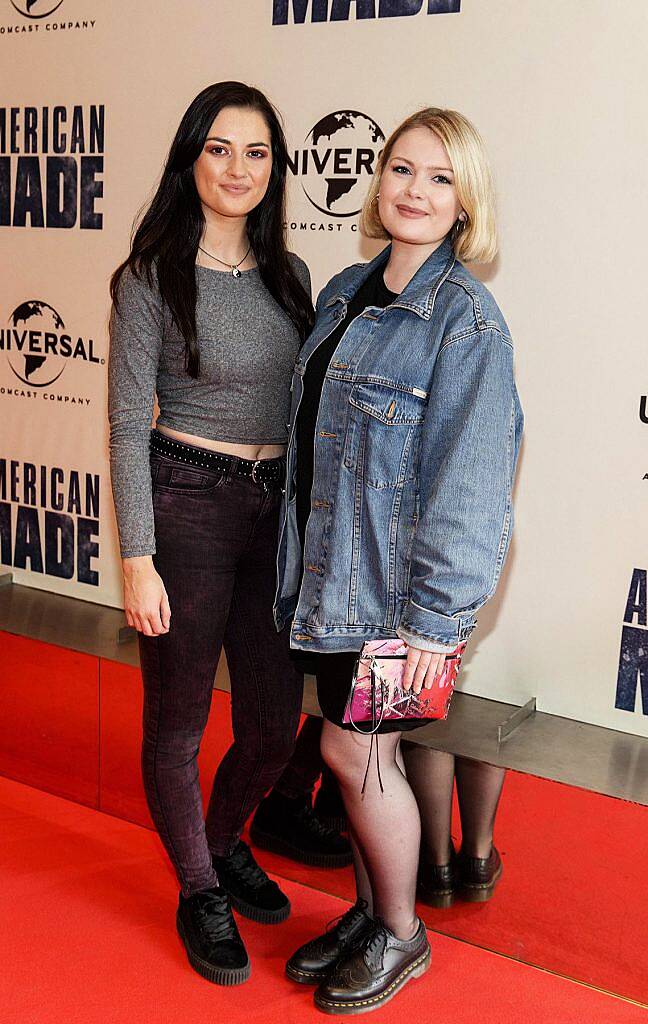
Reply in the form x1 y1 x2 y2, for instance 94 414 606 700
10 0 65 18
1 300 101 386
5 301 66 387
296 111 385 219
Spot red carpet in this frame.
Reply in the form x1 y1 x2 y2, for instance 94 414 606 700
2 633 648 1003
252 770 648 1004
1 776 645 1024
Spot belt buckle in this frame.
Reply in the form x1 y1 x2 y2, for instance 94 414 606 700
251 460 261 484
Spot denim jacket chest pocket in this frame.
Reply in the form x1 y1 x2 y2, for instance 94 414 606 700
343 381 428 489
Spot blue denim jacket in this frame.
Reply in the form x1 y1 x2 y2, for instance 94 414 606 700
273 238 523 653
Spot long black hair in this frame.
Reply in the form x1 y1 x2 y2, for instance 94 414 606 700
111 82 314 378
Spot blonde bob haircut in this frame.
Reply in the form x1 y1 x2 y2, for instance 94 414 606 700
360 108 497 264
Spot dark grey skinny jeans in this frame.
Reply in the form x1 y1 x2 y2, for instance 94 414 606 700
138 449 303 896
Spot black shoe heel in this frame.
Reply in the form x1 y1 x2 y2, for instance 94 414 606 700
417 886 455 909
457 848 503 903
228 890 291 924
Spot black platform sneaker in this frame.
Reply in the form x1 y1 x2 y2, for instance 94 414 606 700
286 898 374 985
250 791 352 868
213 839 290 924
176 887 250 985
314 918 431 1015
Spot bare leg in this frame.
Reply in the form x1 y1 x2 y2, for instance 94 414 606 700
455 756 505 858
402 743 456 864
321 721 420 940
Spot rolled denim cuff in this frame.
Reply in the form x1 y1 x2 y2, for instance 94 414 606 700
397 600 476 650
413 640 457 655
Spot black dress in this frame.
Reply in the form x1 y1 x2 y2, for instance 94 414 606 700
291 265 427 733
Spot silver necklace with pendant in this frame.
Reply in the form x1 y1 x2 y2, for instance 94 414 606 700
198 243 252 278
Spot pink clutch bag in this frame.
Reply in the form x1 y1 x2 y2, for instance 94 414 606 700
342 637 467 733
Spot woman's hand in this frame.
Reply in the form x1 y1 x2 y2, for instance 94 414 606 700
402 644 447 695
122 555 171 637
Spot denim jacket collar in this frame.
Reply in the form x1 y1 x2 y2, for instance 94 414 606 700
324 236 456 320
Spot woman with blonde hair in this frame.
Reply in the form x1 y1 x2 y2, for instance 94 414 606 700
276 107 523 1013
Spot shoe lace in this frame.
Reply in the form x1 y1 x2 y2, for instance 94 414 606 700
227 843 269 891
195 892 238 944
325 899 369 939
362 922 387 971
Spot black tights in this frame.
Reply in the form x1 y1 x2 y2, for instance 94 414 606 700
321 723 505 940
402 744 505 863
321 721 420 941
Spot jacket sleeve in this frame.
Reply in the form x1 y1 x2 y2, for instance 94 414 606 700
396 327 522 651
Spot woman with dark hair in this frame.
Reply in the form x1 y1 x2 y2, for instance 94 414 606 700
108 82 313 986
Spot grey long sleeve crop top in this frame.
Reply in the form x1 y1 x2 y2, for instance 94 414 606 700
108 255 311 558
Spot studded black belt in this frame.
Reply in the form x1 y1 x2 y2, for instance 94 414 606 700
150 430 286 485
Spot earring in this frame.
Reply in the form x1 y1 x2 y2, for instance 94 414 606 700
372 192 380 204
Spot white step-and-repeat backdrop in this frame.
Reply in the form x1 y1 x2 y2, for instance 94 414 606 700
1 0 646 737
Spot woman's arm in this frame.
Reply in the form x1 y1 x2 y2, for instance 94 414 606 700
397 326 523 652
108 267 170 636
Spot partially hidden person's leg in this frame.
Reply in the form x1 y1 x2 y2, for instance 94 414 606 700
250 712 352 868
271 711 345 829
402 744 456 865
401 743 458 907
204 478 303 921
314 764 347 829
272 714 324 798
455 756 505 857
454 756 505 901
